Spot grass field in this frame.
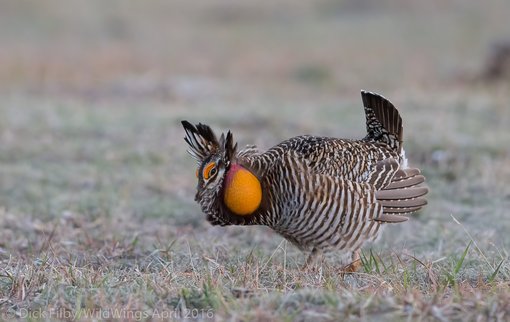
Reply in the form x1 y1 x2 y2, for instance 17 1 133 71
1 1 510 321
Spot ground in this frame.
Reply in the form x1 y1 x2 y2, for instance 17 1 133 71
1 1 510 321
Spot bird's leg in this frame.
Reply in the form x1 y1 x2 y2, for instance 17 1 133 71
343 250 362 273
302 248 322 270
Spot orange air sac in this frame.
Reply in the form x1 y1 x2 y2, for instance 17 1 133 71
223 164 262 216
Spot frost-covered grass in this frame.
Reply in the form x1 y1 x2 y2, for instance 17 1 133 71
1 1 510 320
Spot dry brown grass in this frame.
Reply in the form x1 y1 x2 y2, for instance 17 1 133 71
1 0 510 321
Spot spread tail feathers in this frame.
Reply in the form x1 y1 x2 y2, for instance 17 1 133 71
361 90 403 153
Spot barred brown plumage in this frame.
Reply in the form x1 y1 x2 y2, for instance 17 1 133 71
181 90 428 271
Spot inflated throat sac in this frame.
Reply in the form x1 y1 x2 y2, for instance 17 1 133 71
223 164 262 216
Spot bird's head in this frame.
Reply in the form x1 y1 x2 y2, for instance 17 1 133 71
181 121 263 225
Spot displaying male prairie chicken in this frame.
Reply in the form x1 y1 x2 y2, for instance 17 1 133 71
181 91 428 271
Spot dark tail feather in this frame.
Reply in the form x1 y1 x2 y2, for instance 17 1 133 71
361 90 403 153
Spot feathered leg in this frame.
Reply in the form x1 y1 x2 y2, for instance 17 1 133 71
302 248 322 270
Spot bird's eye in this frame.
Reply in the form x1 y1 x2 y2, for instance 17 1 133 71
203 162 217 180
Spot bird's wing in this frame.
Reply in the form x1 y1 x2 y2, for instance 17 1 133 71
375 167 428 216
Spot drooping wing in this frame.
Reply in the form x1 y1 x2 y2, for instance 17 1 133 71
357 157 428 217
272 146 429 250
375 167 428 216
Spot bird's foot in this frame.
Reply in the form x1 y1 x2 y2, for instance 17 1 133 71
341 250 362 274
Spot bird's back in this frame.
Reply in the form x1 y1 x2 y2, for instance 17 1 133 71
245 90 405 183
261 135 399 182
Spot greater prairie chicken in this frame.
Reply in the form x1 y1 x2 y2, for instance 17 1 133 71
182 91 427 271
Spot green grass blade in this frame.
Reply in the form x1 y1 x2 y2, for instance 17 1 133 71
454 241 472 276
488 259 505 283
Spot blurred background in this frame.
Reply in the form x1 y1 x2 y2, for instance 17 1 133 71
2 0 509 95
1 0 510 265
1 0 510 318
